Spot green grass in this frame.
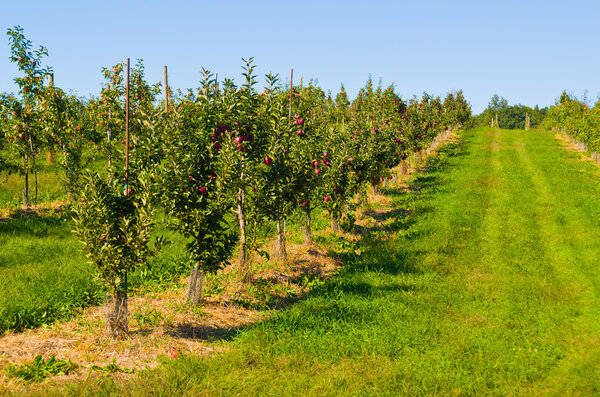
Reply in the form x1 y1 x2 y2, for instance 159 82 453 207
0 210 100 331
0 167 66 208
0 209 194 333
48 127 600 395
0 149 110 208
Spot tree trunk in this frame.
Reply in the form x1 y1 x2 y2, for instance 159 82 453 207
48 146 55 165
22 150 30 207
303 204 314 245
104 275 128 338
371 182 379 196
331 215 341 233
186 264 205 305
237 189 248 279
29 136 37 206
34 168 38 206
23 171 30 207
276 218 287 262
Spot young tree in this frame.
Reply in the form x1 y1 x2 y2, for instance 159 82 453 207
290 83 328 244
40 87 91 201
5 26 53 206
159 70 238 304
255 73 297 261
72 170 157 337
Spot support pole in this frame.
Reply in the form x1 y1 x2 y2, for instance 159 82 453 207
164 65 169 113
288 68 293 124
125 58 130 186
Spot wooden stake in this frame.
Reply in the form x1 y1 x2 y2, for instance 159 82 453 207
125 58 130 190
288 68 293 124
108 109 112 168
163 65 168 113
48 73 55 165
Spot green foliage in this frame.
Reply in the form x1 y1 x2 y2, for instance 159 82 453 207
158 69 238 275
6 355 77 383
71 171 157 290
544 91 600 152
91 359 135 374
2 26 54 204
39 87 94 200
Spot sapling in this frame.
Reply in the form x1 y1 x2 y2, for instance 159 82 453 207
159 69 237 304
72 170 158 337
5 26 52 206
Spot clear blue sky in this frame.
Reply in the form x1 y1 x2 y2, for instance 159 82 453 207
1 0 598 113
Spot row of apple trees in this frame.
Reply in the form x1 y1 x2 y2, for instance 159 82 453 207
543 91 600 152
0 27 470 337
75 61 469 336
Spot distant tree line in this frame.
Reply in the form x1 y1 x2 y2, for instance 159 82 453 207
473 95 548 129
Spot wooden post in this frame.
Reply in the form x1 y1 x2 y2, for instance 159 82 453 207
125 58 130 184
107 109 112 168
48 73 55 165
163 66 168 113
288 68 293 124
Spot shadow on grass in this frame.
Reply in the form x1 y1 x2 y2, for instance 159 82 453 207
0 209 71 238
165 321 244 342
318 278 419 298
337 135 464 277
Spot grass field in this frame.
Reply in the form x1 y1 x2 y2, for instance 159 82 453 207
38 127 600 395
3 127 600 395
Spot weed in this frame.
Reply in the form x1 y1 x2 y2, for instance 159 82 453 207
132 308 165 329
6 355 78 383
91 359 135 374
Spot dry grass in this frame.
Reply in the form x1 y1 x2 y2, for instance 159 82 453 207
0 237 343 392
0 201 68 221
555 133 597 164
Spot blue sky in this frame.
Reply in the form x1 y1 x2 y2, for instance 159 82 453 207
1 0 598 113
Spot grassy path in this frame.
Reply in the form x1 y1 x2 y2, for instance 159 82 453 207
54 128 600 395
